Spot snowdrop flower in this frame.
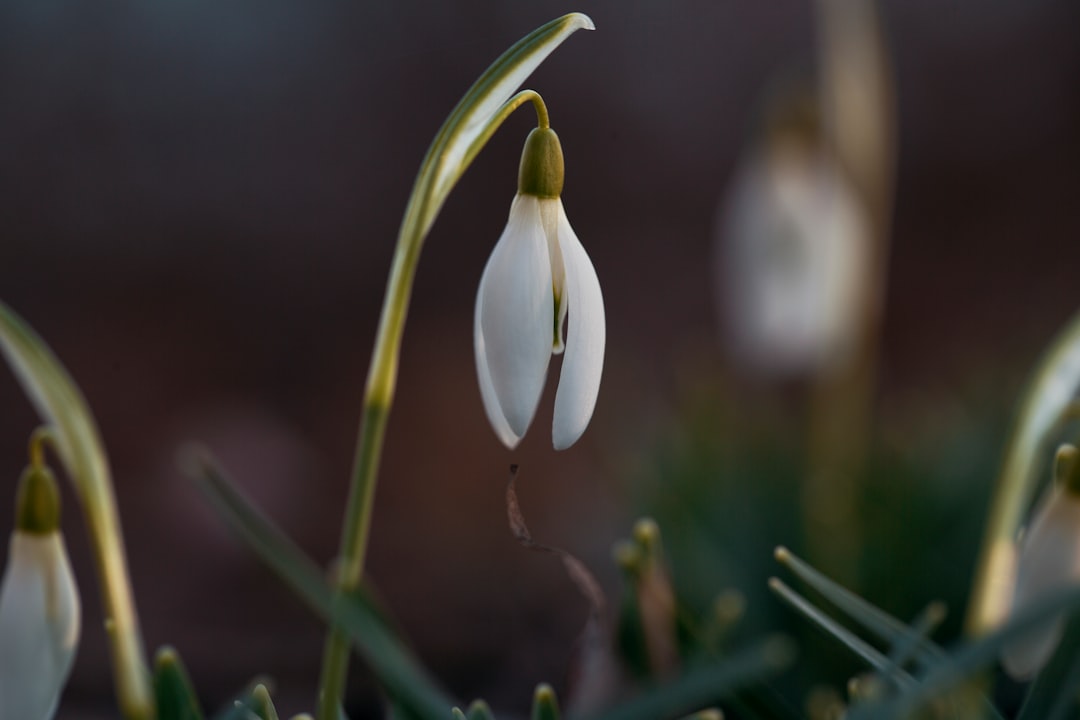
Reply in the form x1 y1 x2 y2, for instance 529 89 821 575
475 126 605 450
1001 444 1080 680
0 463 80 720
715 98 870 378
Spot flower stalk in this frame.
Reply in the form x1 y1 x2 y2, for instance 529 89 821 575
315 15 594 719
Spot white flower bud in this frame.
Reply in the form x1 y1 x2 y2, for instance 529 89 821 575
0 529 81 718
475 128 605 450
715 114 870 378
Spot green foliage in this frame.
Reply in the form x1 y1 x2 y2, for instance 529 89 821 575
154 647 204 720
189 450 454 720
530 684 561 720
465 700 496 720
250 685 280 720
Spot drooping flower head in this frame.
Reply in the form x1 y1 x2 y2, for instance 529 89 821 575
1001 444 1080 679
0 460 81 720
475 126 605 450
715 93 870 378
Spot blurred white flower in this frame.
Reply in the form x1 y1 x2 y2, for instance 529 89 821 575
1001 477 1080 680
475 128 605 450
0 531 81 720
716 123 870 378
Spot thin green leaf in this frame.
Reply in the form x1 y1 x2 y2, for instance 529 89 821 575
250 685 280 720
768 578 914 689
586 637 795 720
0 303 99 497
186 449 454 720
849 585 1080 720
775 547 947 667
154 646 205 720
886 602 947 670
0 301 152 718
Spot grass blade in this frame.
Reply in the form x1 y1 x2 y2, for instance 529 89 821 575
768 578 914 689
186 448 454 720
775 547 946 667
849 585 1080 719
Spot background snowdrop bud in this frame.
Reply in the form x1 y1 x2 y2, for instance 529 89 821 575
714 94 870 378
1001 444 1080 680
475 126 605 450
0 463 81 720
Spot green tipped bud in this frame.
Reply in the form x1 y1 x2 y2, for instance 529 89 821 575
466 700 496 720
531 683 560 720
451 711 468 720
250 684 280 720
633 517 663 564
153 646 205 720
616 517 678 679
15 464 61 534
518 127 564 199
1055 444 1080 496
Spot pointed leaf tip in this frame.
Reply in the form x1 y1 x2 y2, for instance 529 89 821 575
466 700 496 720
251 684 280 720
531 683 561 720
564 12 596 31
153 645 204 720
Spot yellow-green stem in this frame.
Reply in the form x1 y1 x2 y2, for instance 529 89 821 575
803 0 895 587
29 425 55 470
315 91 551 720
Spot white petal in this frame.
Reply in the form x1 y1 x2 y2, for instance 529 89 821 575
0 532 81 720
552 202 605 450
476 195 554 441
1001 488 1080 679
475 286 522 449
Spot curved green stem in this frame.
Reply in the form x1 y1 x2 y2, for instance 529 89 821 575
966 308 1080 637
314 14 592 719
28 425 56 471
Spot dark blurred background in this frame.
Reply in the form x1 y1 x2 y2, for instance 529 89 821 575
1 1 1079 717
